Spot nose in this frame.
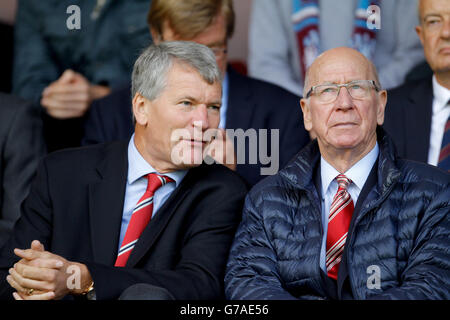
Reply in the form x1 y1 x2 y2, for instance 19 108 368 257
441 17 450 39
335 86 354 110
192 105 210 130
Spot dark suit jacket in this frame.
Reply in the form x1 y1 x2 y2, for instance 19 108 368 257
83 67 310 186
0 93 45 247
0 141 248 300
383 77 433 163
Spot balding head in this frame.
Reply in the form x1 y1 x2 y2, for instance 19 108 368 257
303 47 381 97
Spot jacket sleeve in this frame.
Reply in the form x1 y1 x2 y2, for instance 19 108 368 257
0 157 53 300
0 100 46 246
12 2 60 103
370 186 450 300
224 193 298 300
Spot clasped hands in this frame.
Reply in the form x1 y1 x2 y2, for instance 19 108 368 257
41 69 110 119
6 240 91 300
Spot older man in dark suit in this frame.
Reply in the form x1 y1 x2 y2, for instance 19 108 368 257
0 93 45 247
0 41 247 300
83 0 310 187
384 0 449 171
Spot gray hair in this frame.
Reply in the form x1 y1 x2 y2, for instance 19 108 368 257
131 41 222 101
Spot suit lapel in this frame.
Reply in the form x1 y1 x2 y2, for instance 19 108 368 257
88 141 128 266
226 67 255 131
125 166 197 267
404 79 433 162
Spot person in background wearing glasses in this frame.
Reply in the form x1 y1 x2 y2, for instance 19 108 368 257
225 47 450 300
82 0 311 187
384 0 450 172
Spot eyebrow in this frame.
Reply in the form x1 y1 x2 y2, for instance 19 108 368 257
179 95 222 106
209 101 222 106
423 13 442 20
317 79 364 85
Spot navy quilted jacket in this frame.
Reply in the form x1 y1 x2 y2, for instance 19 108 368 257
225 130 450 300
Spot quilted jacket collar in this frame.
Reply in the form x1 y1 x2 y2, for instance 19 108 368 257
280 127 402 200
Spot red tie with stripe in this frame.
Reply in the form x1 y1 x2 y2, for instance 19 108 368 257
326 174 354 280
115 173 174 267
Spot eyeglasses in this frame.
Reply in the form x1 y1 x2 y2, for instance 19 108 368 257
305 80 381 103
209 46 228 58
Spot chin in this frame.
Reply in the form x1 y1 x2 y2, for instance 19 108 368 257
330 136 362 150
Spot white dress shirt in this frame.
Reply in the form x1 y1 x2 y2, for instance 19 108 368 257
118 134 188 250
319 142 379 273
428 76 450 166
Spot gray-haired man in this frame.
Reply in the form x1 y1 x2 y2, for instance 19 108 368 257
0 41 248 300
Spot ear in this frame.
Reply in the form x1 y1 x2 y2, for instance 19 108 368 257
300 98 313 132
150 27 161 45
376 90 387 126
132 93 149 126
415 25 425 46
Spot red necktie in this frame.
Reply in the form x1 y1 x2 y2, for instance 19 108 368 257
115 173 174 267
326 174 354 280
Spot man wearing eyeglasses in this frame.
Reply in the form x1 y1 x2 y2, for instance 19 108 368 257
384 0 450 172
225 47 450 300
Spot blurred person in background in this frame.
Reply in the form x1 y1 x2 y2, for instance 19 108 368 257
12 0 152 151
0 0 16 93
248 0 424 96
384 0 450 172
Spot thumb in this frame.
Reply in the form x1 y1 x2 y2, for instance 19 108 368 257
31 240 45 252
59 69 76 84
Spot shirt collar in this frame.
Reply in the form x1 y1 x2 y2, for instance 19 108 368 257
432 75 450 113
127 134 187 186
321 142 379 195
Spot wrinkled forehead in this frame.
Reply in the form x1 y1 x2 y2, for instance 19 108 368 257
308 52 376 86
